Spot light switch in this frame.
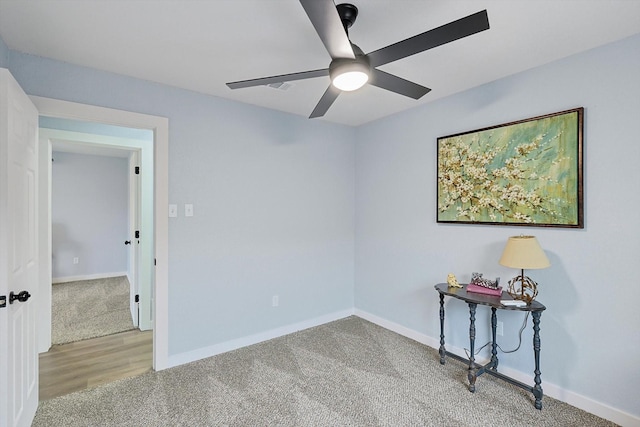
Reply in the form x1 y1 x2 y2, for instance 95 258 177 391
168 204 178 218
185 204 194 217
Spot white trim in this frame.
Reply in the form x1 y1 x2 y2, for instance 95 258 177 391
37 134 52 353
30 96 169 371
168 309 355 368
355 309 440 349
354 309 640 427
52 272 128 284
546 389 640 427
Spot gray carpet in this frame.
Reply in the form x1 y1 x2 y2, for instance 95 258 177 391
34 316 616 426
52 276 135 345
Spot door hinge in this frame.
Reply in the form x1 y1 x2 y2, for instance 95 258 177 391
135 294 140 303
0 295 6 308
135 166 140 175
135 230 140 239
154 258 156 266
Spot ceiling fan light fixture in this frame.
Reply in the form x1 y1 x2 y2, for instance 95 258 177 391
227 2 490 119
330 59 370 91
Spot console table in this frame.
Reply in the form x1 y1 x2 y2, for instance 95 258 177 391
434 283 546 409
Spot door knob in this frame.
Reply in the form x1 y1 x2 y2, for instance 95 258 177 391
125 240 131 245
9 290 31 304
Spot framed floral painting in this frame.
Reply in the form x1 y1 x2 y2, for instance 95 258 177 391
437 108 583 228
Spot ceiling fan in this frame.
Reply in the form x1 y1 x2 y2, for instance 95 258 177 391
226 1 489 119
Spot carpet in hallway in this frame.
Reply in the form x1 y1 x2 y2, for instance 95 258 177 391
52 276 135 345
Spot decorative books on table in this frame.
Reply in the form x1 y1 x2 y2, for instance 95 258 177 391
462 272 526 307
465 272 502 297
465 283 527 306
466 283 502 297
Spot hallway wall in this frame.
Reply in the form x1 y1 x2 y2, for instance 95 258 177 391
52 151 128 280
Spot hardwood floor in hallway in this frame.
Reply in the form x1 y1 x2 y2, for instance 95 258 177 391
39 329 153 400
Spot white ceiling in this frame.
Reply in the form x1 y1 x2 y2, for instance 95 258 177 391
1 0 639 126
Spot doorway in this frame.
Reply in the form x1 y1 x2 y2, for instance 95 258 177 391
38 123 153 398
31 96 169 371
41 124 153 339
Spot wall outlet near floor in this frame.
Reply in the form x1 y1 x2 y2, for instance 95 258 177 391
73 257 79 265
497 321 504 336
272 295 279 307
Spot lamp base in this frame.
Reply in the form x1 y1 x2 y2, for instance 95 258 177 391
507 274 538 303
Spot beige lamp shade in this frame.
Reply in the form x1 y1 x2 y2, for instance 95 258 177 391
499 236 550 269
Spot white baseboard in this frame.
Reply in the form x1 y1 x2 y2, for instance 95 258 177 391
52 271 128 284
167 309 355 368
354 309 472 360
354 309 640 427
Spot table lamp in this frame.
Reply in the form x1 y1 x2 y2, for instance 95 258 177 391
499 235 550 303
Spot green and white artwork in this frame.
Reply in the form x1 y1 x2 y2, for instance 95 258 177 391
437 108 583 227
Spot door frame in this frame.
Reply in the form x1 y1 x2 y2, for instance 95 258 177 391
32 96 169 371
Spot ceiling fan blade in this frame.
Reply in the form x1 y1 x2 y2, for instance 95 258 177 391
369 69 431 99
227 68 329 89
299 0 355 60
367 10 489 67
309 85 341 118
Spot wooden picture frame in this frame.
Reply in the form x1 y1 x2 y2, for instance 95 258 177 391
437 107 583 228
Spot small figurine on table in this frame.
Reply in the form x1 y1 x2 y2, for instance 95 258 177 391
447 273 462 288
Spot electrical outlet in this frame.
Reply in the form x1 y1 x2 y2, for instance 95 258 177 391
272 295 279 307
497 321 504 336
73 257 79 265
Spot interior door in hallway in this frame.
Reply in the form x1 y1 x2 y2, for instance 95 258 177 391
0 69 40 426
129 150 141 327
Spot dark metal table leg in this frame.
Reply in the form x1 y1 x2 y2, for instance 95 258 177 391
490 307 499 370
467 302 477 392
532 311 543 409
439 293 446 364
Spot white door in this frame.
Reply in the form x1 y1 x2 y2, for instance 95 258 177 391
0 69 39 426
128 150 141 327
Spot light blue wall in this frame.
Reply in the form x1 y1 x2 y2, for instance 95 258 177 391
0 36 8 68
51 151 129 279
354 34 640 418
8 50 356 355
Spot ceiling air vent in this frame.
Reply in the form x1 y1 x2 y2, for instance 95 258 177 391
266 82 293 91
